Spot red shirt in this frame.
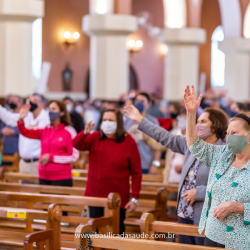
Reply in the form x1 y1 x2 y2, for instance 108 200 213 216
72 131 142 208
18 122 79 181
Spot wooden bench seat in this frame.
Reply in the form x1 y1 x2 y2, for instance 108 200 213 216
74 224 229 250
0 191 120 248
0 204 61 250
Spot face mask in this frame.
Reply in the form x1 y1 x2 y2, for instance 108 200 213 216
227 132 250 154
29 101 38 112
9 102 17 110
177 116 186 131
134 102 145 113
101 121 117 135
75 105 83 114
196 124 212 140
220 98 226 107
170 113 178 119
66 104 72 113
49 111 61 122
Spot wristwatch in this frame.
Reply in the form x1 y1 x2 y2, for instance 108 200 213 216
131 198 139 206
152 160 161 168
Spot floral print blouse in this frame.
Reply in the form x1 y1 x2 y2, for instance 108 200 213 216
188 138 250 250
177 159 200 220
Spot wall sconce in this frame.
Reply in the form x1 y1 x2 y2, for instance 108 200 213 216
127 40 143 53
63 31 80 46
90 0 114 15
159 43 168 56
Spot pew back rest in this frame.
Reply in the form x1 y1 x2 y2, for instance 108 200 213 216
0 204 62 250
0 191 121 234
74 225 227 250
140 213 205 239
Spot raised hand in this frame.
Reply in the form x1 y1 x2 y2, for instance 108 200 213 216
84 121 95 135
123 105 143 124
19 104 30 122
184 85 203 114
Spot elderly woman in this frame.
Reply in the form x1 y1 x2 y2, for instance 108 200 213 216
185 85 250 249
124 101 228 246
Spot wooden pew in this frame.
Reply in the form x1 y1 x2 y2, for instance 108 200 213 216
2 172 178 191
0 191 121 235
0 203 61 250
140 213 204 241
0 183 168 234
72 169 164 183
0 183 168 226
0 152 20 172
74 224 228 250
1 173 178 215
125 188 168 234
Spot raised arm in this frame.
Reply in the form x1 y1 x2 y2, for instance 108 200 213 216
184 85 203 146
184 85 224 167
17 104 43 140
72 121 95 151
0 105 20 127
124 105 187 155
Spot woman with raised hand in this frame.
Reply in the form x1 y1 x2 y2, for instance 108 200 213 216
72 109 142 235
18 100 79 187
124 93 228 246
184 85 250 249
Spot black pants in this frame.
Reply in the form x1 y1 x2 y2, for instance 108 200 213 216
89 206 126 235
178 217 205 245
39 178 73 216
204 237 225 248
39 178 73 186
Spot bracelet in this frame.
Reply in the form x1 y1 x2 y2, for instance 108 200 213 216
131 198 139 206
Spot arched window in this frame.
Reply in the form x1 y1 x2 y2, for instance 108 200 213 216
211 26 225 87
32 18 42 80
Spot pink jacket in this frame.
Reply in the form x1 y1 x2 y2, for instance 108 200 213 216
18 122 79 180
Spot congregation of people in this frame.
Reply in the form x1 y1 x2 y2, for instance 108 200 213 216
0 86 250 249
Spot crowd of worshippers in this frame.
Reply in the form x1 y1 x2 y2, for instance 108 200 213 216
0 86 250 249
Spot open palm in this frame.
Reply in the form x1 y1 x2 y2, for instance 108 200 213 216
123 105 143 124
184 85 203 113
19 104 30 120
84 121 95 135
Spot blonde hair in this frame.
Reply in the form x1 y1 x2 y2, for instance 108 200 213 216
230 112 250 131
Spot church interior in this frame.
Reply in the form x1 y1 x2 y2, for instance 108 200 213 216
0 0 250 249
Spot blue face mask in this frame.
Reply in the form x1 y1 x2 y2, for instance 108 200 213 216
134 102 145 113
220 98 227 107
177 116 186 131
49 111 61 122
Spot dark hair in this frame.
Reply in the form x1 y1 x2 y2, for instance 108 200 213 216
100 109 127 143
32 93 46 103
11 95 24 104
49 100 72 126
63 96 74 104
236 102 247 111
204 108 228 139
135 92 151 103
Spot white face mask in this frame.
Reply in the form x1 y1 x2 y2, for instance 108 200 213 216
75 105 83 114
66 104 72 113
101 121 117 135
